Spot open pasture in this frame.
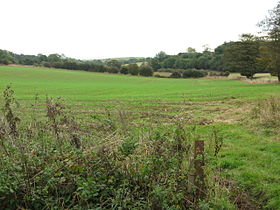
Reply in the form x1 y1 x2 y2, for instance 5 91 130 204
1 65 280 209
1 66 280 102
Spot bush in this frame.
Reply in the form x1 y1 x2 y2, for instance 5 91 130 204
170 71 182 78
107 66 119 74
222 71 230 77
208 71 230 77
139 65 153 77
120 66 129 74
182 70 206 78
0 49 14 65
0 87 229 209
154 74 168 78
127 64 139 76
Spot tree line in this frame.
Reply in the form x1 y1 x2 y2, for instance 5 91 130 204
0 51 154 76
1 1 280 81
0 36 278 80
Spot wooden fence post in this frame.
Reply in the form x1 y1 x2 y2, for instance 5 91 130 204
194 140 206 200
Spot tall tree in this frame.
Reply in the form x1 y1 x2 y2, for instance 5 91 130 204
0 50 14 65
259 1 280 81
155 51 168 62
106 59 121 69
224 34 260 79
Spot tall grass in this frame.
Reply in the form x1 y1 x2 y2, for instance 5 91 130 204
251 97 280 128
0 87 234 209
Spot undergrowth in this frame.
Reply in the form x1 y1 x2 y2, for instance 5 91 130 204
251 97 280 129
0 86 234 209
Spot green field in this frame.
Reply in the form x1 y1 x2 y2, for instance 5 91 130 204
1 66 280 102
1 65 280 209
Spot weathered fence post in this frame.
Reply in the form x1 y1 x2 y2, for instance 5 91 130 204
194 140 205 200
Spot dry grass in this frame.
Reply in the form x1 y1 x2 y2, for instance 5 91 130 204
251 97 280 128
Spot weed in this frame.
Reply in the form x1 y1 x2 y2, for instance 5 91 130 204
251 97 280 128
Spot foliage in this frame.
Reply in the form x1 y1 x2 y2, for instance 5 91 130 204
120 66 129 74
139 64 153 77
162 57 176 68
148 58 161 70
1 33 279 80
0 50 14 65
170 71 182 78
127 63 139 76
0 87 232 209
106 59 122 69
208 71 230 77
259 1 280 81
107 66 119 74
182 69 207 78
155 51 168 62
224 34 261 79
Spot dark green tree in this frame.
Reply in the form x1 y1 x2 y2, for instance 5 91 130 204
259 1 280 81
182 70 206 78
148 58 161 70
174 58 187 69
224 34 260 79
162 57 176 68
48 54 63 63
0 50 14 64
120 66 129 74
106 59 121 69
155 51 168 62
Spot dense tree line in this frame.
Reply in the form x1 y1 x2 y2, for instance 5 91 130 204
146 46 233 73
0 40 276 79
147 38 278 80
1 0 280 81
0 51 151 76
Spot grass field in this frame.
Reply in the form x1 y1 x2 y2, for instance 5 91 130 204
1 66 280 102
0 65 280 209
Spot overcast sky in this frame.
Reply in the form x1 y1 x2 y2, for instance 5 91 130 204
0 0 278 59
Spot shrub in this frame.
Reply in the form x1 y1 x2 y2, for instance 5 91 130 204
154 74 168 78
182 69 206 78
0 49 14 65
221 71 230 77
0 87 229 209
170 71 182 78
208 71 230 77
120 66 129 74
127 64 139 76
107 66 119 74
139 65 153 77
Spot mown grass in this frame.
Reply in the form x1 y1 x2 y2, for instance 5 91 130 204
1 65 280 209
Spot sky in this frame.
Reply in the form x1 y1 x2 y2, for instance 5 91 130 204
0 0 279 59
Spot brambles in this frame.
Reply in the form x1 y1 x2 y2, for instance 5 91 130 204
0 88 230 209
2 85 20 137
